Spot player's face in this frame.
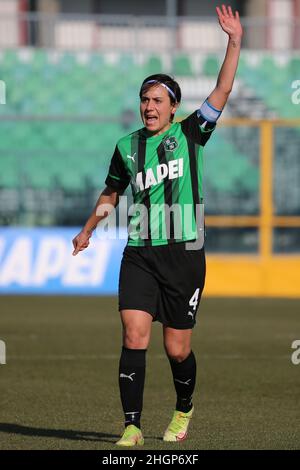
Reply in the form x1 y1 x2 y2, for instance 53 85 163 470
140 85 178 136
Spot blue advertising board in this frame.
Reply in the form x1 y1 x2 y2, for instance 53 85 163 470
0 228 128 294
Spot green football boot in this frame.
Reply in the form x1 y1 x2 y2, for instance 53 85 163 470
116 424 144 447
163 406 194 442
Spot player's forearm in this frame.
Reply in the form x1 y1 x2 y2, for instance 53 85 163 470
82 206 106 235
216 35 241 95
82 188 119 234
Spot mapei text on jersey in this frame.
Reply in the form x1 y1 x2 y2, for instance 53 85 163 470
135 158 183 191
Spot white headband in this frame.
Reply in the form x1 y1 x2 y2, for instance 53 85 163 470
144 80 177 102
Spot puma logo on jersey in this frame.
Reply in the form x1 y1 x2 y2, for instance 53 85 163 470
120 372 136 381
127 153 136 163
135 158 183 191
188 311 194 319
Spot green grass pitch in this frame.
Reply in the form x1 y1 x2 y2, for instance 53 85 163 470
0 296 299 450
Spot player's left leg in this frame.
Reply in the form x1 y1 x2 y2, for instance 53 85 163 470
163 327 196 441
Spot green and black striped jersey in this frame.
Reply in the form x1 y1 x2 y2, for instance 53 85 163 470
105 109 216 246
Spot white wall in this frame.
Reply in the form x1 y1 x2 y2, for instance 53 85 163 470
267 0 293 49
0 0 19 47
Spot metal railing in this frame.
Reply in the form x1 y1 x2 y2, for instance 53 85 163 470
0 12 300 51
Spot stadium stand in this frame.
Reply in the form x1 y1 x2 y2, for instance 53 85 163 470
0 49 299 225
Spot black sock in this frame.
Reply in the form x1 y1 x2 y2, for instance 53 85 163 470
119 347 146 429
168 350 196 413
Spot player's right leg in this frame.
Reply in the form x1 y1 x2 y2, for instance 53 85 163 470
116 246 158 446
116 309 152 447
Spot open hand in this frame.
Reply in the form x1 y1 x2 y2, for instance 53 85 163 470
216 5 243 40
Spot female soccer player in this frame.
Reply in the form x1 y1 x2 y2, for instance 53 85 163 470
72 5 242 446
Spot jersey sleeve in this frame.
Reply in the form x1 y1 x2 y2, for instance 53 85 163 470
105 145 131 192
180 99 222 146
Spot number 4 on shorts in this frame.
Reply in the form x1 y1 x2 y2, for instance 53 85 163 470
189 288 200 311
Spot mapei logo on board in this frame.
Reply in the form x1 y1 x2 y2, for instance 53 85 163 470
0 232 112 290
0 340 6 365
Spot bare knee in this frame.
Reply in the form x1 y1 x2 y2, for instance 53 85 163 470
164 345 191 363
123 325 150 349
163 327 192 363
121 310 152 349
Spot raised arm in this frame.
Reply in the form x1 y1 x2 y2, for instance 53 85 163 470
207 5 243 111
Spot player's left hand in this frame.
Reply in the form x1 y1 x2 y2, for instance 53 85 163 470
216 5 243 40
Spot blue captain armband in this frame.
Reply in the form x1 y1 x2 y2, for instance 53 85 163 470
197 99 222 123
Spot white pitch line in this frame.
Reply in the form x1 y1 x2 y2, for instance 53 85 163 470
5 354 292 361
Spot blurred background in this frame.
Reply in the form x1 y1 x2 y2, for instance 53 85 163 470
0 0 299 295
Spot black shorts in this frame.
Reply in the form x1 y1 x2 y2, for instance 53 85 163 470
119 242 206 330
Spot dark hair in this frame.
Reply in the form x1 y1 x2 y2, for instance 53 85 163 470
139 74 181 105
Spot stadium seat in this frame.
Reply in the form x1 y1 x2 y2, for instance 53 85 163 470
202 54 220 76
145 55 163 74
0 154 19 188
172 54 193 76
1 48 297 197
288 57 300 75
31 49 48 71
